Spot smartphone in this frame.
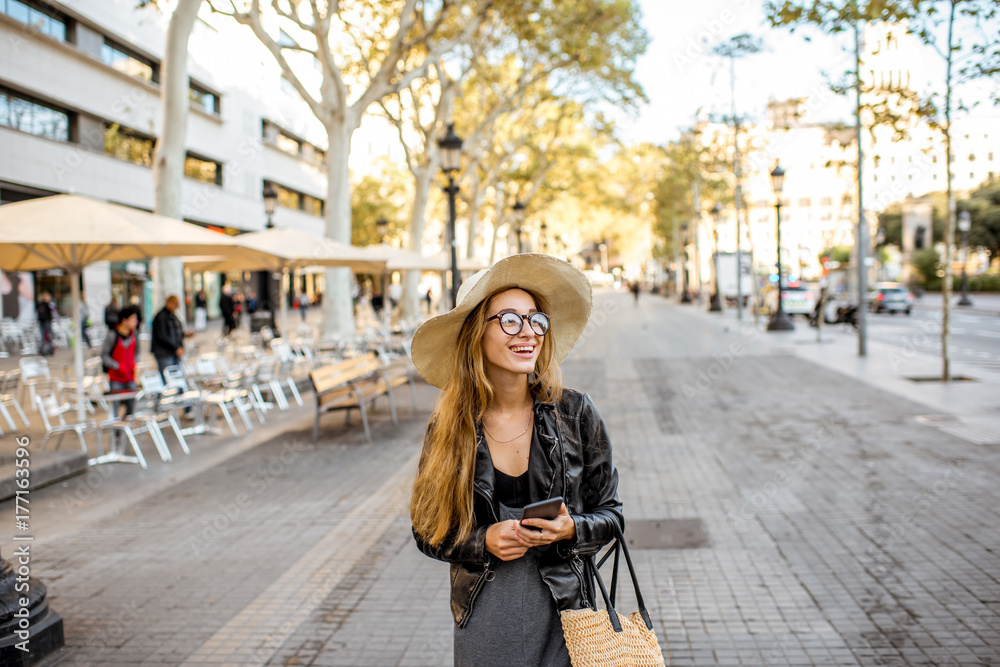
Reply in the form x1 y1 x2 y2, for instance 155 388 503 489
520 496 564 531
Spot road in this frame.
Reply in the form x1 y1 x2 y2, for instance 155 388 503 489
5 288 999 666
865 303 1000 374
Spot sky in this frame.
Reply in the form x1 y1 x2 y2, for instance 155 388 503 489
622 0 997 146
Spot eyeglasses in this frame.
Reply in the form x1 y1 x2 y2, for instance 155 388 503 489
487 311 550 336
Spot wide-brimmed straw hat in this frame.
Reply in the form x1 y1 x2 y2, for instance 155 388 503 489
411 253 593 389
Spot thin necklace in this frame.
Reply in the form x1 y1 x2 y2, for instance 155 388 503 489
483 411 532 444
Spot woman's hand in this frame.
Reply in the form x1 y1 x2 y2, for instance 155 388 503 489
514 503 576 548
485 520 529 561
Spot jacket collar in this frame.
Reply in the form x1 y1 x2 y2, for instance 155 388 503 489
474 395 562 503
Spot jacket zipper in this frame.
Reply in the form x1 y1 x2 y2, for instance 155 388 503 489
461 485 499 628
569 548 589 607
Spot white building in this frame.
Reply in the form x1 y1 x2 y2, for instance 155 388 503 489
0 0 398 321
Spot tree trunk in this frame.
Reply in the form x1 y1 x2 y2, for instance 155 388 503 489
152 0 201 322
400 163 435 322
465 169 482 260
321 118 358 338
941 0 956 381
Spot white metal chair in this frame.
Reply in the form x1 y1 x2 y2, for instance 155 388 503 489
96 391 173 467
251 358 288 412
0 370 30 433
18 355 51 410
34 390 97 452
202 372 254 436
53 356 101 415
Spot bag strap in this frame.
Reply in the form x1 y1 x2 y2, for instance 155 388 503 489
588 522 654 632
595 538 622 607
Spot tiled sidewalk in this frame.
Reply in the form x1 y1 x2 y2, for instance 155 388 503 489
12 290 999 666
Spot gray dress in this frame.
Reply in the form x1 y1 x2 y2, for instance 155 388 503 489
453 502 572 667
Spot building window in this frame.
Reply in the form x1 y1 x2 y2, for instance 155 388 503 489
1 0 67 41
101 39 158 83
104 123 153 166
189 82 220 115
185 153 222 185
276 131 301 155
0 87 70 141
989 152 994 161
263 120 326 166
798 198 811 207
264 180 324 217
820 197 833 207
969 153 976 162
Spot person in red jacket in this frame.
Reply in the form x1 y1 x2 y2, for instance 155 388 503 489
101 306 139 416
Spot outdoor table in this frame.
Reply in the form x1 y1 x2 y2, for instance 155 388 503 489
161 387 221 437
88 390 142 467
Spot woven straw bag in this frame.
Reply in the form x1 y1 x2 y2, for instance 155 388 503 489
560 525 667 667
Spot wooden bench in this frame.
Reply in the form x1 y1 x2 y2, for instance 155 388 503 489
309 352 418 442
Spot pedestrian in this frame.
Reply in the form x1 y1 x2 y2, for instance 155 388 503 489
129 295 144 333
248 290 258 314
220 285 235 336
409 254 621 667
101 305 139 416
151 295 191 379
233 292 244 330
79 292 93 348
104 296 120 328
631 280 640 303
37 291 56 355
423 288 433 314
298 292 309 321
194 289 208 332
389 281 402 310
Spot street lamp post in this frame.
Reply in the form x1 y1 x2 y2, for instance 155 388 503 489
767 163 794 331
709 202 723 312
262 183 280 332
957 210 973 307
437 123 463 308
512 200 526 253
875 227 886 282
375 216 390 329
679 224 691 302
263 183 278 229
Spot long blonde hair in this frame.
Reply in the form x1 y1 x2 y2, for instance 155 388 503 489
411 287 563 547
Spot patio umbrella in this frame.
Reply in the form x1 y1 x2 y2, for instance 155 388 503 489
183 227 385 339
355 245 489 330
0 194 271 420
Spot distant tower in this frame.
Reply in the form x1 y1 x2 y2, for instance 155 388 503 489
862 22 914 94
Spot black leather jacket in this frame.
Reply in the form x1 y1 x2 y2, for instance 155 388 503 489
413 388 623 627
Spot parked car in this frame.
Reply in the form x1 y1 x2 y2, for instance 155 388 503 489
868 282 913 314
764 281 816 317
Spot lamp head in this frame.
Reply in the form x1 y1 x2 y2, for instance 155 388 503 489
437 123 463 174
263 183 278 217
770 163 785 195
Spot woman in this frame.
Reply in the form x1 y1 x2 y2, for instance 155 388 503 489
410 254 623 667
